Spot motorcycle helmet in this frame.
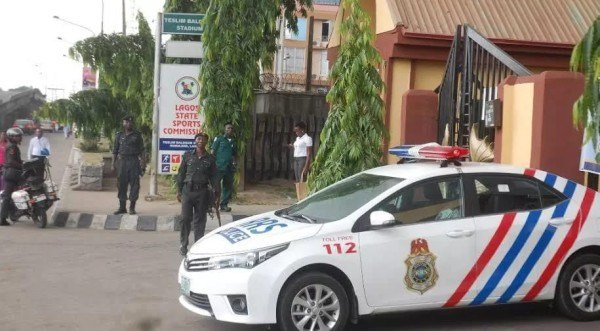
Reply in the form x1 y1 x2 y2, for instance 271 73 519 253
6 128 23 138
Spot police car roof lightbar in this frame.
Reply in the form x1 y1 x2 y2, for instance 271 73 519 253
389 143 469 167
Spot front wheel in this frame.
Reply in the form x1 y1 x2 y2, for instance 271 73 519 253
277 272 349 331
34 207 48 229
556 254 600 321
9 209 20 223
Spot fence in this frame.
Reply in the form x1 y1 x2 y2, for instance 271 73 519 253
246 91 329 182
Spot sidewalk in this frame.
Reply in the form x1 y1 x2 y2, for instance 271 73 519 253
51 156 293 232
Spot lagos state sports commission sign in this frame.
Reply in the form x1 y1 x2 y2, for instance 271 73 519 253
158 64 203 175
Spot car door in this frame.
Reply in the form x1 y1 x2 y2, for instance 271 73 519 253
461 173 568 306
357 175 477 308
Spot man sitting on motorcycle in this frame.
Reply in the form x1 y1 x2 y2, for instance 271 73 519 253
1 128 24 226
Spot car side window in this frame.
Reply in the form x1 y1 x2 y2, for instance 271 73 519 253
539 183 565 208
374 177 464 225
472 176 542 215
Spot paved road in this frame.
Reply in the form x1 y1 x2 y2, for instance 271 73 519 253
21 131 72 181
1 133 599 330
1 226 599 331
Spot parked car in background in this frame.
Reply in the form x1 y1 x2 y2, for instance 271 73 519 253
13 119 36 135
39 119 53 132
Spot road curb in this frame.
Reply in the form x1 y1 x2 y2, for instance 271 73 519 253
50 211 248 232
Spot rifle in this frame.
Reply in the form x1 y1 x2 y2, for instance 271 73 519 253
215 196 222 227
208 186 221 227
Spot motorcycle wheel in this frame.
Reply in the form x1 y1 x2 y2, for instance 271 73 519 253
35 207 47 229
9 210 20 223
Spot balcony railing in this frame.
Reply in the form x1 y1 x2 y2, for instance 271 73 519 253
259 73 330 93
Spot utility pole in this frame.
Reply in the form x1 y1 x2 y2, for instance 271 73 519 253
122 0 127 35
101 0 104 34
305 16 314 92
277 11 286 77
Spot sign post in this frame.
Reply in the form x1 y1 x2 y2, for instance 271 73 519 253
149 12 163 196
149 12 204 198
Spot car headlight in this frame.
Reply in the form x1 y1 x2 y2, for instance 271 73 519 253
205 243 289 270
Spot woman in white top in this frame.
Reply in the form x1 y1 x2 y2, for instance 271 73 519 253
288 121 313 183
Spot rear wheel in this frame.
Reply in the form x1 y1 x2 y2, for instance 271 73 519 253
277 272 349 331
556 254 600 321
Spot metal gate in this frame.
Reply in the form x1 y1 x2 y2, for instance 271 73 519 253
438 25 532 146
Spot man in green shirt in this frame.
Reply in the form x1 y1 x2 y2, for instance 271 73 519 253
211 123 237 212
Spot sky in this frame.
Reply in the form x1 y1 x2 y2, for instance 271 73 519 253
0 0 164 100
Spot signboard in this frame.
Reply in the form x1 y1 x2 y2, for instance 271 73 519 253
166 41 204 59
158 64 203 175
162 13 204 35
82 66 96 90
580 127 600 174
484 99 502 128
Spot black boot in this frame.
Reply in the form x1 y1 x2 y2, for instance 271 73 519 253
114 200 127 215
129 200 137 215
0 219 10 226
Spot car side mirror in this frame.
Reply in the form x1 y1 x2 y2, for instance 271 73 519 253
369 211 396 228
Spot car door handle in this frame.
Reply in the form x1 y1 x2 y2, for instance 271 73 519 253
446 229 474 238
549 218 575 226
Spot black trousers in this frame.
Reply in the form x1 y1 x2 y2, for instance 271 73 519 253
0 178 18 221
180 187 209 251
116 157 141 203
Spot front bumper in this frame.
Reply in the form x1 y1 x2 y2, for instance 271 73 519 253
179 295 213 317
178 259 281 324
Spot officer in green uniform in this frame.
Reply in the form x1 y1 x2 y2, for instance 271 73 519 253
112 115 145 215
177 133 219 256
211 123 237 212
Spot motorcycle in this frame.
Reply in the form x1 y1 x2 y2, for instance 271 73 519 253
3 157 59 228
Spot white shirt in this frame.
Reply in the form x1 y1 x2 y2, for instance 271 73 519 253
28 136 51 159
293 134 313 158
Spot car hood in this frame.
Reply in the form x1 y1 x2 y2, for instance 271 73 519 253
189 212 322 255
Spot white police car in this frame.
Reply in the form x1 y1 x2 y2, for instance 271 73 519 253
179 144 600 330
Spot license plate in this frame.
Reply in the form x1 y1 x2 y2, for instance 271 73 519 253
180 276 190 296
34 195 46 202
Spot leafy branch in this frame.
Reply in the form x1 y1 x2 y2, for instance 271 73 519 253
571 17 600 159
308 0 386 192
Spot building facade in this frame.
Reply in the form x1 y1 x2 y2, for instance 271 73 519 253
329 0 600 164
267 0 339 92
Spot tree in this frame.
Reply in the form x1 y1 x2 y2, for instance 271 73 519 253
37 89 131 142
198 0 312 160
68 12 154 147
308 0 386 192
571 17 600 160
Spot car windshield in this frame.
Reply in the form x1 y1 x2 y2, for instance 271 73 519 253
276 173 403 224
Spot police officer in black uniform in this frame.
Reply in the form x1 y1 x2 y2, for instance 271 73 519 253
177 133 219 256
112 115 145 215
0 128 24 226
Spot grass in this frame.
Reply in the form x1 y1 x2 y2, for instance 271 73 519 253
156 176 297 205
